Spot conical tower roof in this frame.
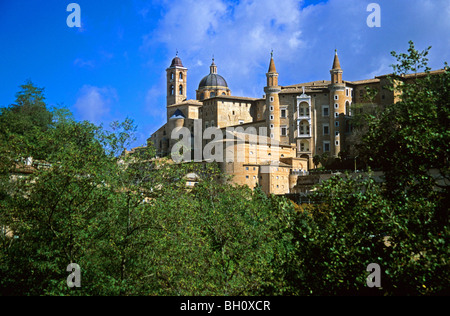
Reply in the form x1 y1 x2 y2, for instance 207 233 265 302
268 51 277 73
332 50 341 70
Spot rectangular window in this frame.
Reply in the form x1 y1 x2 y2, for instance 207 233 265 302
281 126 287 136
324 141 330 152
323 105 329 117
280 108 287 118
323 124 329 135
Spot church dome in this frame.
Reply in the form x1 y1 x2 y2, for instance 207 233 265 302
170 56 184 68
198 58 228 89
198 73 228 89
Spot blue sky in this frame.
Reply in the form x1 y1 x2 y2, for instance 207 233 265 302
1 0 449 149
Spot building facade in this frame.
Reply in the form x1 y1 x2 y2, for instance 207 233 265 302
148 51 441 195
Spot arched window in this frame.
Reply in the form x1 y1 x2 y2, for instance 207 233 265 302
179 72 183 80
179 85 183 95
210 92 216 98
300 140 310 152
300 120 310 135
299 102 310 117
170 73 174 80
170 85 174 96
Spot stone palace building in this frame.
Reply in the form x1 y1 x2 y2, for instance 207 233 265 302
147 51 443 195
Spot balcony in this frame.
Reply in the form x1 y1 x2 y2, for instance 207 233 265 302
297 133 311 139
297 116 311 122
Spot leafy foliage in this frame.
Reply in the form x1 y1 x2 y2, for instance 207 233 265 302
360 41 450 200
0 90 298 295
0 80 52 160
293 173 449 295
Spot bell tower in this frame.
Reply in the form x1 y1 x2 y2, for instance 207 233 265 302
167 53 188 106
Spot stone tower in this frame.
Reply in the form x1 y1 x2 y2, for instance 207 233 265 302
167 53 188 106
329 50 345 157
264 51 281 142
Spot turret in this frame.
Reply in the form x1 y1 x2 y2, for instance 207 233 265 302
329 50 346 157
264 51 281 142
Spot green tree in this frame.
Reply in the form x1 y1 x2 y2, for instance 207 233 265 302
361 41 449 201
292 173 449 295
0 80 53 159
288 42 449 296
0 84 299 295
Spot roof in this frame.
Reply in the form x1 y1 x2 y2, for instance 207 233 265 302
167 99 203 107
170 56 184 68
198 73 228 89
169 109 186 120
347 78 380 85
198 59 229 89
268 57 277 73
283 80 331 88
210 95 260 101
332 50 341 70
375 69 446 79
280 80 330 94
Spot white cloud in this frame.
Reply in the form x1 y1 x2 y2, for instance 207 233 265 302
139 0 450 101
141 0 309 99
74 85 118 123
74 58 95 69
